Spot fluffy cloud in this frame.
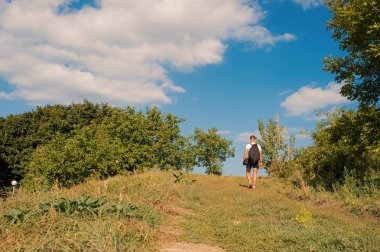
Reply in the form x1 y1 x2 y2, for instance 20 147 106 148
217 130 232 136
235 131 261 143
281 82 350 116
0 0 295 106
292 0 323 9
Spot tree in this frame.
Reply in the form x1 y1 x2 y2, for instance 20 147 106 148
258 115 295 176
323 0 380 106
290 107 380 189
192 128 235 175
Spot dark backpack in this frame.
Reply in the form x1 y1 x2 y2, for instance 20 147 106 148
248 144 260 164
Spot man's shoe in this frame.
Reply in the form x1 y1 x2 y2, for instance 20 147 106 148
248 184 253 189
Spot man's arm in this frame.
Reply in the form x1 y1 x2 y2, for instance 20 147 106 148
259 150 263 168
243 149 248 161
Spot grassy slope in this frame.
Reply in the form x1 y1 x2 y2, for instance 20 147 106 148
1 171 379 251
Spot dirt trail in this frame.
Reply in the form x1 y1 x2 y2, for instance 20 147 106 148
160 242 224 252
158 206 225 252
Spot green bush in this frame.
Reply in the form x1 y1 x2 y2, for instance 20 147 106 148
23 125 125 189
1 101 234 190
287 107 380 192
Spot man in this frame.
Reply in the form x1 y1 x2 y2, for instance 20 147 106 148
242 135 263 189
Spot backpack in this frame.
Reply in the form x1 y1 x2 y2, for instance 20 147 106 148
248 144 260 164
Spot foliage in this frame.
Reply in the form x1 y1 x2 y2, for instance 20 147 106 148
258 115 295 176
1 101 232 189
288 107 380 189
323 0 380 106
24 126 126 188
39 195 108 215
172 169 188 183
192 128 235 175
3 208 29 224
0 100 114 187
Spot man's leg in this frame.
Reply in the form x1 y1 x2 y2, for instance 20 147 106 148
252 168 258 189
246 167 252 186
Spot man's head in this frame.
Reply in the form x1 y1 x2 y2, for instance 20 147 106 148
250 135 256 142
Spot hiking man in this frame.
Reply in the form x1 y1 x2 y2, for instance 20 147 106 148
243 135 263 189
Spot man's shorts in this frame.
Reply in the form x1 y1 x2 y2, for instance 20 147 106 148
246 162 259 170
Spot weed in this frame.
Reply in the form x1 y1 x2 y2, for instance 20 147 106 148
294 207 313 228
172 169 188 184
39 195 107 215
3 208 29 224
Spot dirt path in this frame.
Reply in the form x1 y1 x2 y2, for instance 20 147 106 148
160 242 224 252
158 206 225 252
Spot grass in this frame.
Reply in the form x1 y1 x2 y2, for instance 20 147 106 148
179 175 380 252
1 171 379 251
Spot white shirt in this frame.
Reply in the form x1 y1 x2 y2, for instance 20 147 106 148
245 142 262 152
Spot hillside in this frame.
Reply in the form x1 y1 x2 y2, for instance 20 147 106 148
1 171 379 251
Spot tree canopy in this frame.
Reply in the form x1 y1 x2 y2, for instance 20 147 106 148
258 115 295 176
287 107 380 189
0 102 234 189
323 0 380 106
192 128 235 176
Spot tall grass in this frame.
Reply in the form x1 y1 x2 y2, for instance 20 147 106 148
0 171 184 251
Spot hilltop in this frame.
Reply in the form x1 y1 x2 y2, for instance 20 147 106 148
1 171 379 251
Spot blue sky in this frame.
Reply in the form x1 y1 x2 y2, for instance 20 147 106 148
0 0 355 176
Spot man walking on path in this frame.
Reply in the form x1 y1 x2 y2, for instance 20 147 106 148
243 135 263 189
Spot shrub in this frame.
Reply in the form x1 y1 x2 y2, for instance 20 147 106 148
288 107 380 191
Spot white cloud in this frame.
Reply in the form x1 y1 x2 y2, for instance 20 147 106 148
235 131 261 143
285 127 311 139
0 0 295 106
278 89 292 96
281 82 350 116
217 130 232 135
292 0 323 9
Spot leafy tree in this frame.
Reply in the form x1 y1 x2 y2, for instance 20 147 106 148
192 128 235 175
1 101 233 189
258 115 295 176
0 101 115 187
290 107 380 189
323 0 380 106
24 125 125 189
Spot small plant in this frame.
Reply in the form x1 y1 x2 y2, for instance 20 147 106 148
3 209 29 224
172 170 188 183
294 207 313 228
37 195 159 226
107 203 160 227
39 195 107 215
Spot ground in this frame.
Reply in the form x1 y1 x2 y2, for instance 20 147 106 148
1 171 379 251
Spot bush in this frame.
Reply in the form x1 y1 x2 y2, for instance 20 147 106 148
23 125 125 189
288 107 380 191
1 102 234 189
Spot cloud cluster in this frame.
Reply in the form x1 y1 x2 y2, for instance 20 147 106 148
0 0 295 106
281 82 350 116
235 131 261 143
292 0 323 9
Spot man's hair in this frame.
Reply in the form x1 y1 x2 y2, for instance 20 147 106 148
250 135 256 140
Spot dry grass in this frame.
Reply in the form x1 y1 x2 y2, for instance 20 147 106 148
179 175 380 251
0 171 185 251
1 171 379 251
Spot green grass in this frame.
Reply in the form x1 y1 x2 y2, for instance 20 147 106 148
179 175 380 252
1 171 379 251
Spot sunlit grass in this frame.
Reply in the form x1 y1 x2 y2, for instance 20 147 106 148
1 171 379 251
